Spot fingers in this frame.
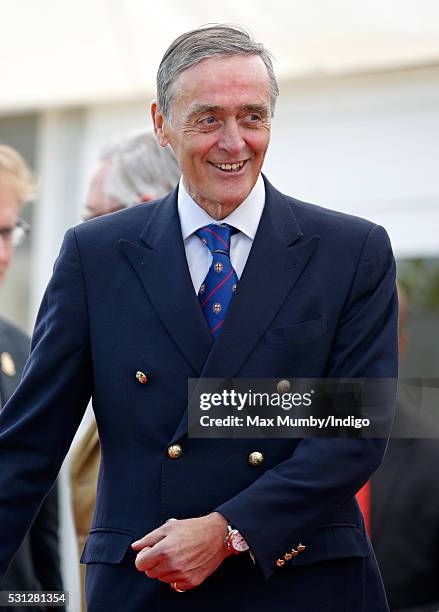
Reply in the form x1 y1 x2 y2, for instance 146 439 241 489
132 525 167 550
165 577 192 591
157 571 180 583
134 546 161 572
132 518 178 551
135 541 203 581
135 541 187 576
159 571 203 591
133 515 226 591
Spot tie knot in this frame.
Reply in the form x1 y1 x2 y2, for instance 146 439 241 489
195 224 236 255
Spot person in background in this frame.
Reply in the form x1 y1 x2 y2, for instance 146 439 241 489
0 145 64 611
70 129 180 610
82 129 180 221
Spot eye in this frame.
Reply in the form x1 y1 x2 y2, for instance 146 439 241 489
200 116 217 126
242 113 264 126
249 114 261 121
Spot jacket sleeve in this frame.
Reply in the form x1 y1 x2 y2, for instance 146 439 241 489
215 224 398 579
30 482 64 595
0 228 93 581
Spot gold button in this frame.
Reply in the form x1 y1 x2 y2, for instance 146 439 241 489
284 552 293 560
276 559 285 567
167 444 183 459
136 371 148 384
290 548 299 557
248 451 264 467
297 543 306 552
277 379 290 393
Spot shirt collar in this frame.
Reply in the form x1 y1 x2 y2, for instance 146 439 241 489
178 174 265 241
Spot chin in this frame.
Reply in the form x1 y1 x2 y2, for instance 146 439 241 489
221 187 252 206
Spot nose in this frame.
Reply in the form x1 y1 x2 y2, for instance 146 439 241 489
218 120 246 158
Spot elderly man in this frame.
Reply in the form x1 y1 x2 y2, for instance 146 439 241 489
0 26 397 611
0 145 64 610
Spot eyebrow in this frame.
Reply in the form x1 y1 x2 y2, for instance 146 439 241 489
185 105 222 121
240 104 270 116
185 103 270 121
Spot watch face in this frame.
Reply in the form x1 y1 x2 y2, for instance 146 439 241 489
231 531 249 552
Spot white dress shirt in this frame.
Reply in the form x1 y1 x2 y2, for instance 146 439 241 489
178 175 266 293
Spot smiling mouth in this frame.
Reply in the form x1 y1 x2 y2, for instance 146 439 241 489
209 160 247 173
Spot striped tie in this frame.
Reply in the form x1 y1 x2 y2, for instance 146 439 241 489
195 224 238 338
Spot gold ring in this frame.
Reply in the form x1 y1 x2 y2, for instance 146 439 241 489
171 582 185 593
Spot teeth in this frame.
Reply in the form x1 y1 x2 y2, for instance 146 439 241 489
213 161 245 172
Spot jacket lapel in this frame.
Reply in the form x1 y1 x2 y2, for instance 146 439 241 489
119 188 213 375
170 177 320 442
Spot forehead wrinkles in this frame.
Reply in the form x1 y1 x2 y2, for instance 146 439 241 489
182 75 269 102
169 56 271 116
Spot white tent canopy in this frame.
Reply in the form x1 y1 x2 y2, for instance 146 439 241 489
2 0 439 112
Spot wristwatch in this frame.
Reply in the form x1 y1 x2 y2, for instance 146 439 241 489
224 524 249 554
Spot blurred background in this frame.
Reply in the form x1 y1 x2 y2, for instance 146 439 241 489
1 0 438 609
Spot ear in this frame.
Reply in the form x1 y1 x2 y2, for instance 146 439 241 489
151 100 169 147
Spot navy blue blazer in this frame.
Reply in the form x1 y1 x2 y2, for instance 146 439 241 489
0 177 397 611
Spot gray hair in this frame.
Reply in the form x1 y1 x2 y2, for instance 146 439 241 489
157 24 279 120
102 129 180 205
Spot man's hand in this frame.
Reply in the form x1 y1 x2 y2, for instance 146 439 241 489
131 512 230 591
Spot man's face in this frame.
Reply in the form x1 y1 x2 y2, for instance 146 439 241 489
153 55 272 217
83 159 123 220
0 179 20 285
